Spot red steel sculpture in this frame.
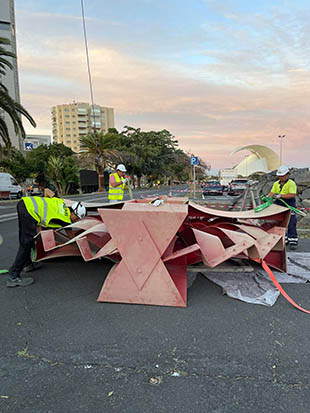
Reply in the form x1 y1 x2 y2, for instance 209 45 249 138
35 197 291 307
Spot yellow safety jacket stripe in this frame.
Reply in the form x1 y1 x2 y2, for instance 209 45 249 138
108 173 124 200
22 196 72 228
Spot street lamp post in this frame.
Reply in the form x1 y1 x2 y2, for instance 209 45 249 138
278 134 286 164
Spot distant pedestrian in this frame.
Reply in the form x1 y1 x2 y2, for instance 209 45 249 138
267 165 298 249
7 197 86 287
108 164 127 203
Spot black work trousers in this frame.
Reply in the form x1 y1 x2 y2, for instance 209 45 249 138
275 198 298 246
8 200 38 280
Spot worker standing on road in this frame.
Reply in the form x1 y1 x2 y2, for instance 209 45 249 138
108 164 127 203
267 165 298 250
7 197 86 288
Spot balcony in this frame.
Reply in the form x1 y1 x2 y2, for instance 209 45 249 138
77 109 88 115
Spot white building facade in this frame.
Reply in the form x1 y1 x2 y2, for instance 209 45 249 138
24 134 51 151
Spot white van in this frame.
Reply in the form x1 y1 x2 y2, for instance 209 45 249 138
0 172 23 199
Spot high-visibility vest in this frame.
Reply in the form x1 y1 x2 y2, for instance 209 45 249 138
272 179 297 209
22 197 72 228
108 172 124 201
271 179 297 196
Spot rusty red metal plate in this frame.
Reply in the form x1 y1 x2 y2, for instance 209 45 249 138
35 197 291 307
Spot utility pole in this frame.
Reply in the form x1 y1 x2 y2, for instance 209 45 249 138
81 0 104 191
278 134 285 164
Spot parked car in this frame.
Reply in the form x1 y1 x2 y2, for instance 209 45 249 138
0 172 23 199
27 183 43 196
203 180 224 196
228 179 248 196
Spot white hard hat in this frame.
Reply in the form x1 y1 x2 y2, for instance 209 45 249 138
71 201 86 219
276 165 289 176
116 164 126 172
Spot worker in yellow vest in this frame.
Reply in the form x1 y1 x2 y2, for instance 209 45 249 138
108 164 127 203
7 197 86 288
267 165 298 249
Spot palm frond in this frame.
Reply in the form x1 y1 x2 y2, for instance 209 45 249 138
0 90 36 140
0 36 36 149
0 56 13 71
78 130 121 172
0 118 10 146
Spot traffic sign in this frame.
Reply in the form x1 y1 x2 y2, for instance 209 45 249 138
25 142 33 151
190 156 198 166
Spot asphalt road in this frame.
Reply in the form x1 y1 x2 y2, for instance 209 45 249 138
1 188 310 412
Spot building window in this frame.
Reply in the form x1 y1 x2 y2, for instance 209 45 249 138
0 22 10 31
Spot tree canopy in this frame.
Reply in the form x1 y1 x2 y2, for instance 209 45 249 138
24 143 75 187
0 124 211 193
79 129 121 190
77 126 200 188
111 126 205 185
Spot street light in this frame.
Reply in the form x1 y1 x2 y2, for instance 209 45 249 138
278 134 286 164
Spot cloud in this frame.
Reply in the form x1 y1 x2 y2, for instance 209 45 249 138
15 3 310 169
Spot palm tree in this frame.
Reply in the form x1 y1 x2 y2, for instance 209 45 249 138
79 129 121 191
47 155 65 196
0 37 36 158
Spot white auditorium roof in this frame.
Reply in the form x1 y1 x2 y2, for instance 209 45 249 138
232 144 280 177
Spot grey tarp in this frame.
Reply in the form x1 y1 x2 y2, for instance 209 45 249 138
188 253 310 306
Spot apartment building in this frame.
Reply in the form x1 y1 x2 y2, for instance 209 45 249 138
0 0 22 150
51 102 115 153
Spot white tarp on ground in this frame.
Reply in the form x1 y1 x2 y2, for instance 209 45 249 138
191 253 310 306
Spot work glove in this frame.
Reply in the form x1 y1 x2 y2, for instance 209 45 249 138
122 178 127 184
274 194 281 199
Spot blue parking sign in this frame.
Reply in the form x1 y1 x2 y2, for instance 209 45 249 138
190 156 198 165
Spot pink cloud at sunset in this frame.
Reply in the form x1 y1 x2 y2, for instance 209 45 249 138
15 1 310 170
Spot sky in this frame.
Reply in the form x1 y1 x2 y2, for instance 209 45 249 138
14 0 310 170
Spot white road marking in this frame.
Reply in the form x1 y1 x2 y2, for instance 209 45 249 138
0 212 17 223
0 212 17 219
0 216 17 223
